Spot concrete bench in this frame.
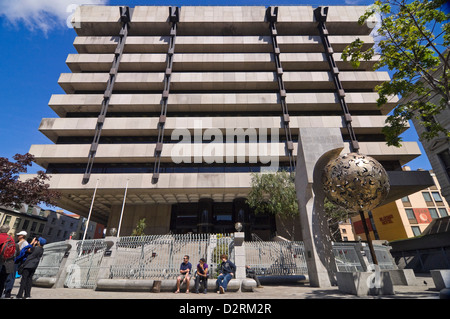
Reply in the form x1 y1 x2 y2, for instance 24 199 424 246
95 278 256 293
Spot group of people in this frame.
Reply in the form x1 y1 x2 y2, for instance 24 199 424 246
3 225 263 297
0 225 46 299
175 254 262 294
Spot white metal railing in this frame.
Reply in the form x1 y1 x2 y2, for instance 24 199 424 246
244 241 308 276
64 239 107 289
34 235 400 290
110 233 234 280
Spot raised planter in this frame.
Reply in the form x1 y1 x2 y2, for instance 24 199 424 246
431 269 450 291
336 271 395 296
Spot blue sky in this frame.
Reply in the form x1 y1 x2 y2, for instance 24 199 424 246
0 0 435 181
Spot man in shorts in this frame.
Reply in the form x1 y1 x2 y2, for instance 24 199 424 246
175 255 192 293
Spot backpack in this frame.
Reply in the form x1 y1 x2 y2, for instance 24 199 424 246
0 234 16 262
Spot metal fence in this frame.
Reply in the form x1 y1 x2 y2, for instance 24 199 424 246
244 241 308 276
64 239 108 289
110 233 234 280
33 235 401 290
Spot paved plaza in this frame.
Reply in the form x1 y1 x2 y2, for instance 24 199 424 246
2 274 444 319
4 274 440 300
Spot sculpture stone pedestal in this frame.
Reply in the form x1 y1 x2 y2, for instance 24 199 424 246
336 271 395 296
295 127 343 287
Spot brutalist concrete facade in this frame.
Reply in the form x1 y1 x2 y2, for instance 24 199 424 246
23 5 432 239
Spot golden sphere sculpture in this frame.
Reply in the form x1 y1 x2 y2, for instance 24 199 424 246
322 153 390 213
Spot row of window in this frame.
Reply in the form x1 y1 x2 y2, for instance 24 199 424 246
46 163 293 174
402 191 444 205
438 149 450 182
50 217 75 228
47 228 70 239
405 207 448 222
1 215 46 239
65 110 383 118
2 216 45 233
55 134 389 145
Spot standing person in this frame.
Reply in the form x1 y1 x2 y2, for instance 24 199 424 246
3 231 29 298
194 258 209 294
0 226 16 298
14 231 30 276
175 255 192 294
5 230 29 298
216 254 236 294
16 231 29 251
16 237 46 299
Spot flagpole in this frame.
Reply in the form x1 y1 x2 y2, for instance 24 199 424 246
80 179 99 256
117 179 129 238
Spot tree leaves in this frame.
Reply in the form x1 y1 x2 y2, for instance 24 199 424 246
246 172 352 241
0 153 60 209
246 171 298 239
324 198 351 242
342 0 450 146
131 218 146 236
246 171 298 219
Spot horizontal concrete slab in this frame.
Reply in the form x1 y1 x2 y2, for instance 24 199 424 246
383 170 435 205
72 6 373 36
48 92 397 116
29 142 296 167
341 142 421 165
58 71 390 93
66 52 378 72
30 141 419 168
38 115 393 142
73 35 374 54
19 168 427 217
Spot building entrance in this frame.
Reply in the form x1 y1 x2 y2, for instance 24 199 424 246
170 198 276 240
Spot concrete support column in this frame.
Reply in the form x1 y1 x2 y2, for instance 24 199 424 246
234 232 246 280
295 127 343 287
198 198 214 233
233 198 251 240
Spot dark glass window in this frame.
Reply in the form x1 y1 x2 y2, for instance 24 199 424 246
438 149 450 181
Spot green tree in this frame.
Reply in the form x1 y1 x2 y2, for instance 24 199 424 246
246 171 299 239
131 218 147 236
342 0 450 146
323 198 352 242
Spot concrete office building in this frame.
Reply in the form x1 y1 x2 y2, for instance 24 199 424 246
23 5 433 239
349 168 449 242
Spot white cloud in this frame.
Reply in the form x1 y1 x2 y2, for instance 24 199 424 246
344 0 365 4
0 0 109 34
